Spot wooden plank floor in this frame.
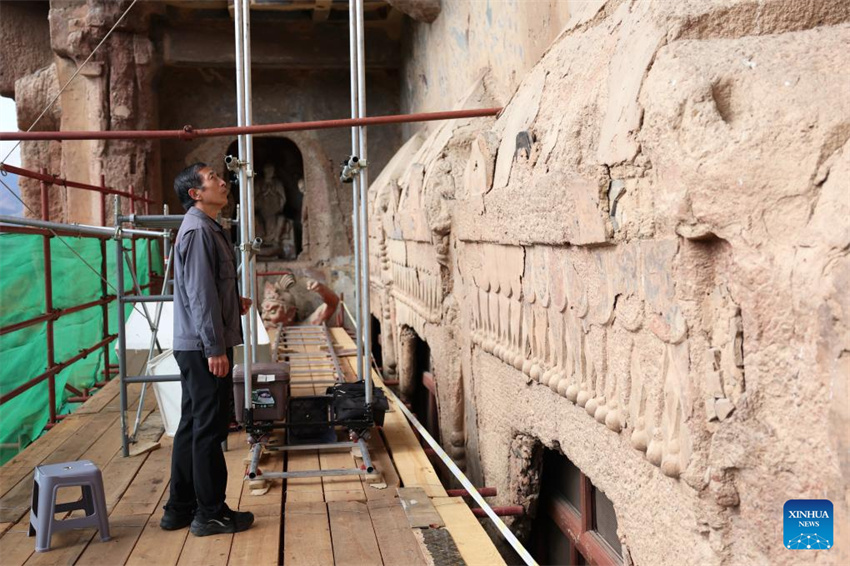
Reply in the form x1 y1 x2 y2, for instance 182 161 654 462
281 328 505 566
0 327 505 565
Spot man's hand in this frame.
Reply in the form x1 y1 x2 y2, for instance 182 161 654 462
208 354 230 378
240 296 252 315
305 278 319 292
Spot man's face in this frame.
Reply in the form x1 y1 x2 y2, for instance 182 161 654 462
190 166 229 209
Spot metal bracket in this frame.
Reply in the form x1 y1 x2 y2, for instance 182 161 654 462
340 155 368 183
238 237 263 253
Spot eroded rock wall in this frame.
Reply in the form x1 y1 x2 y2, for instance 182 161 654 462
8 0 160 224
156 67 401 264
399 0 574 138
370 1 850 564
0 1 52 99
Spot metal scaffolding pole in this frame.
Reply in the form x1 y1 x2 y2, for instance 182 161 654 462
0 215 164 239
241 0 259 364
130 247 174 440
115 221 129 456
349 0 364 385
117 215 185 229
355 0 373 404
234 0 253 423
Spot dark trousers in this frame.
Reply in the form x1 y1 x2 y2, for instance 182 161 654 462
166 348 233 519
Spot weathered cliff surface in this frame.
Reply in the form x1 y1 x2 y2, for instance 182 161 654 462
370 2 850 563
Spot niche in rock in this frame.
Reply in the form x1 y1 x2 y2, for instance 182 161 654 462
227 137 305 260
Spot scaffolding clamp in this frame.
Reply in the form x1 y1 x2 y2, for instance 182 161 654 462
340 155 367 184
224 154 254 177
239 237 263 254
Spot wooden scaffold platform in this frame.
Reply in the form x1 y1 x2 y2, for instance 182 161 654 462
0 327 504 566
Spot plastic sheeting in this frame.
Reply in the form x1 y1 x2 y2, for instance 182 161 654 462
0 233 162 465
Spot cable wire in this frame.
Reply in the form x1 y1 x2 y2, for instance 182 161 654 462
1 0 139 164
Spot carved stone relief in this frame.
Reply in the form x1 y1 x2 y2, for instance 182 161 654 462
462 240 719 479
387 239 442 336
702 284 745 422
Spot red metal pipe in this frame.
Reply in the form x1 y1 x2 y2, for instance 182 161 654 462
100 238 111 383
446 487 498 498
471 506 524 518
0 108 502 142
64 383 85 397
40 170 50 222
0 296 116 336
60 296 117 317
0 334 117 405
144 186 155 294
44 413 70 429
0 312 55 335
127 182 139 280
41 170 57 424
0 164 155 203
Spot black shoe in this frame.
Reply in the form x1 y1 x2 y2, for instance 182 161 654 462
190 507 254 537
160 508 195 530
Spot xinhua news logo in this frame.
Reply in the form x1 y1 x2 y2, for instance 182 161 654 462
784 499 833 550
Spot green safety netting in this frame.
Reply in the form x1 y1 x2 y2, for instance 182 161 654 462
0 232 162 465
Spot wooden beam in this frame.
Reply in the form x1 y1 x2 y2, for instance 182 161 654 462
285 450 325 503
385 0 441 23
283 502 333 566
397 487 444 528
74 515 148 566
312 0 331 21
126 486 190 566
367 499 427 565
327 501 382 566
161 21 400 69
110 436 173 517
432 497 507 566
249 0 387 11
228 504 281 566
320 448 366 502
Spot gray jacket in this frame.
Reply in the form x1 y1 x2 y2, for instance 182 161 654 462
172 206 243 355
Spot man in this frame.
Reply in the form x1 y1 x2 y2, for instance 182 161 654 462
160 163 254 536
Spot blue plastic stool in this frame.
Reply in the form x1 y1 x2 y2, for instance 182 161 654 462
27 460 110 552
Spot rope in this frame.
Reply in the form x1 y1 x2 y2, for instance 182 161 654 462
1 0 139 164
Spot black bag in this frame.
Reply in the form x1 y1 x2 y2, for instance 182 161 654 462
287 396 334 444
327 382 389 428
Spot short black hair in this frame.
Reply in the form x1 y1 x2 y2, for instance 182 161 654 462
174 162 208 211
